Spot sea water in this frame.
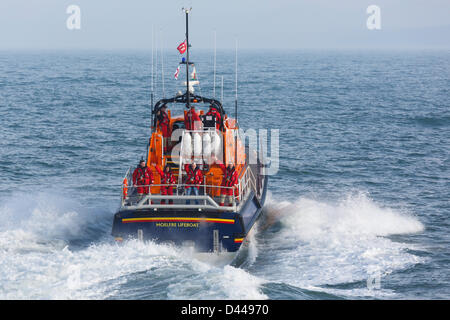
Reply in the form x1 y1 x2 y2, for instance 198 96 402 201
0 49 448 299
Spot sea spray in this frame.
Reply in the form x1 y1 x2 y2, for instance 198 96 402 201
0 192 109 241
253 192 425 297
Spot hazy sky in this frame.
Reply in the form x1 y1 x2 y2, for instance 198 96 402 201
0 0 449 50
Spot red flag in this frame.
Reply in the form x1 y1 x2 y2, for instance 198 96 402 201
177 40 187 54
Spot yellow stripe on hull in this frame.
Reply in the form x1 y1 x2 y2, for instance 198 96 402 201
122 217 235 224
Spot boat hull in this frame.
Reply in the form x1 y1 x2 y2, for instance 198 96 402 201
111 176 268 254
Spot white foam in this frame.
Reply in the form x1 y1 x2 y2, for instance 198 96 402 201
0 190 424 299
167 264 267 300
0 238 184 299
257 192 425 297
0 192 105 241
283 192 423 239
0 192 268 299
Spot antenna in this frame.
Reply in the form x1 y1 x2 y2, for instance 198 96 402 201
213 30 217 98
160 28 165 98
234 37 238 165
151 24 154 132
151 25 154 93
155 28 158 99
221 76 224 104
235 38 238 104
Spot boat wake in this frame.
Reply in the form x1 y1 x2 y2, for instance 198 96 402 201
253 191 425 298
0 190 425 299
0 192 109 242
0 192 266 300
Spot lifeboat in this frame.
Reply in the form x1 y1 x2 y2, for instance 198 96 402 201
111 8 268 263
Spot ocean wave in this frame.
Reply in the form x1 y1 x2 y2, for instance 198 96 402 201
0 192 109 242
0 192 267 299
412 115 450 127
255 192 425 298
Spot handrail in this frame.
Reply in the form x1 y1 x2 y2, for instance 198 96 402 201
122 151 259 211
127 194 225 211
123 183 236 191
121 171 254 212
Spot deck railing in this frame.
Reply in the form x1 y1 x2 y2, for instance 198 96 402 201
120 165 258 212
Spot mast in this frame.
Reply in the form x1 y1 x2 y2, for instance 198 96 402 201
184 8 191 109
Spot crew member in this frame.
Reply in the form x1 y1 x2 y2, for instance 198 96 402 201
217 162 239 207
156 105 171 152
184 162 203 204
132 159 154 202
154 163 176 204
184 106 202 131
205 105 222 130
